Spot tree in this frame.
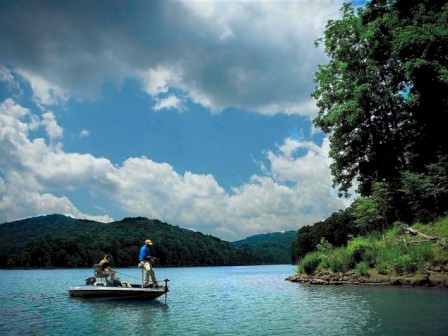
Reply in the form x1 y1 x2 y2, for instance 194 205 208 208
312 0 448 198
350 181 397 232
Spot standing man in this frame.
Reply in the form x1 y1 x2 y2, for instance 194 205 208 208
139 239 159 288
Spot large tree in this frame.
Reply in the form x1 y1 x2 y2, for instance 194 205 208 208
312 0 448 197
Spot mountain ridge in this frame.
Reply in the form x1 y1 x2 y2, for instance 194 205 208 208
0 214 295 268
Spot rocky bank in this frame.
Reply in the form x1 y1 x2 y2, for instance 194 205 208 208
286 268 448 288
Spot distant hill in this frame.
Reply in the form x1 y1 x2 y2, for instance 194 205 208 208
0 214 261 268
232 231 297 264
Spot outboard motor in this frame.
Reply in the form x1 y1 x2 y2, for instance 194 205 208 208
85 277 96 285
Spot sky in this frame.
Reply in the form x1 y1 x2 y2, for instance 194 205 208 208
0 0 360 241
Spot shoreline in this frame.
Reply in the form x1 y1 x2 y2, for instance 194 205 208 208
286 270 448 288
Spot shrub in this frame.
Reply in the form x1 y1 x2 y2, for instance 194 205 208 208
316 237 334 255
373 243 400 272
385 221 407 239
376 261 389 274
328 247 353 273
356 261 369 275
409 241 434 262
393 255 419 274
300 252 322 275
348 236 376 264
294 264 303 275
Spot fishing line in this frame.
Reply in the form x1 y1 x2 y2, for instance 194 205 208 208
115 270 142 281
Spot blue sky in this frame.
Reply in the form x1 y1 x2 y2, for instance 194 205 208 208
0 0 357 241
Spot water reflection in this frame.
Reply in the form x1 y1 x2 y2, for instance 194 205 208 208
78 299 169 335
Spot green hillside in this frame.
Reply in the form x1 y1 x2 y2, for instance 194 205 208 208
0 214 260 268
232 231 297 264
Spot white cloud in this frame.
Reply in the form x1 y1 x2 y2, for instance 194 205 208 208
17 69 68 108
0 0 343 115
140 67 182 96
153 95 185 111
0 99 113 222
0 98 349 240
42 111 63 141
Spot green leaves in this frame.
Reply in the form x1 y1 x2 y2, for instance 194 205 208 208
312 0 448 199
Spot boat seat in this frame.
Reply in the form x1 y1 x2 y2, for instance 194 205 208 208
93 263 109 282
94 282 105 286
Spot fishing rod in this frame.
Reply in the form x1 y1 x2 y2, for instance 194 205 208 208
114 270 141 281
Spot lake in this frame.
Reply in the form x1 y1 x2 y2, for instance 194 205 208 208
0 265 447 335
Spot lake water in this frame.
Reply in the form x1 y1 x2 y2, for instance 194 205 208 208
1 265 447 335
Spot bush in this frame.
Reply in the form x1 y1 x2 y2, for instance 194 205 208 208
348 236 376 264
409 241 434 262
385 221 407 239
327 247 353 273
356 261 369 275
375 243 400 264
294 264 303 275
393 255 419 274
376 261 389 274
316 237 334 255
300 252 322 275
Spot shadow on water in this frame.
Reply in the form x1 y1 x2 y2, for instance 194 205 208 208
69 296 169 307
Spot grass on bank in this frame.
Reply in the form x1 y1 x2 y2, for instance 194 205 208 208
295 216 448 277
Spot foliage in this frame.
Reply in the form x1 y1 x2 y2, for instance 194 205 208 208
292 209 357 261
393 255 418 275
312 0 448 205
327 247 353 273
316 237 334 255
232 231 297 264
347 236 378 265
304 0 448 258
356 261 369 276
0 215 262 268
298 252 322 275
295 215 448 277
351 182 398 233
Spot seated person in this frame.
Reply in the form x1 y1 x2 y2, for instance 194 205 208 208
99 254 117 281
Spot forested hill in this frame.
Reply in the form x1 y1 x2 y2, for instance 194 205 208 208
232 231 297 264
0 214 261 268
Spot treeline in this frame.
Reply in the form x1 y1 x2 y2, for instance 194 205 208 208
232 231 297 264
293 0 448 261
0 215 260 268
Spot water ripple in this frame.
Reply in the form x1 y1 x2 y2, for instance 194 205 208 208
1 266 448 335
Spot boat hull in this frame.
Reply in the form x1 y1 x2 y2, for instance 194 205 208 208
68 285 167 301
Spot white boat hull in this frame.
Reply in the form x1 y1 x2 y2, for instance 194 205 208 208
68 284 167 301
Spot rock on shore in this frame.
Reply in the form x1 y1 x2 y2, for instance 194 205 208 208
286 269 448 288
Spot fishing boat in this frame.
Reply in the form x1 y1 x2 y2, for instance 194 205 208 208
68 265 169 301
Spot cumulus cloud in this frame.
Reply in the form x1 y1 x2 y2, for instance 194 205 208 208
0 98 348 240
0 1 353 239
0 99 113 223
41 111 63 141
0 0 342 114
16 69 68 109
